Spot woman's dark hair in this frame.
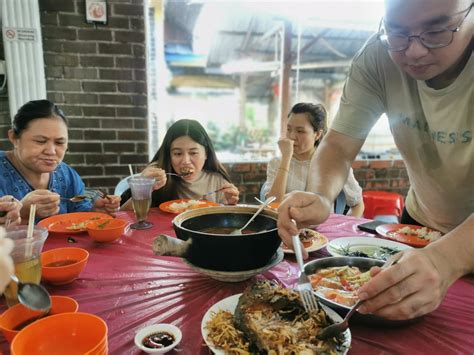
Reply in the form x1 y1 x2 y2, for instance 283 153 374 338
121 119 231 206
288 102 327 146
12 100 67 136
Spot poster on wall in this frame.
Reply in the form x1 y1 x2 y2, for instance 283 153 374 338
85 0 108 25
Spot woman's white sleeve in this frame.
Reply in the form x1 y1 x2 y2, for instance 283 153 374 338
342 168 363 207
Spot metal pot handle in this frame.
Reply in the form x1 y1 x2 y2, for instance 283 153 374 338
152 234 191 257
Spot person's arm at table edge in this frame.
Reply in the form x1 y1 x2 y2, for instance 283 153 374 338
307 130 364 206
358 213 474 319
346 200 365 217
277 131 365 247
430 213 474 278
266 158 291 202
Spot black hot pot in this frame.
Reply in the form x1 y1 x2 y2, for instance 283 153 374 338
152 205 281 271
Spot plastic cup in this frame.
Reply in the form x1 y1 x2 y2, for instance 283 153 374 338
128 177 154 230
3 226 48 307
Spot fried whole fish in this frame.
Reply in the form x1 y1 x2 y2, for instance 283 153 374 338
233 281 345 355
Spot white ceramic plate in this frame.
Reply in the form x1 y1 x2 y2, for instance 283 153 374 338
201 293 351 354
327 236 412 260
282 229 328 254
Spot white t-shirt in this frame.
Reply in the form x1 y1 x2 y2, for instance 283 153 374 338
332 34 473 233
176 170 229 204
263 155 363 207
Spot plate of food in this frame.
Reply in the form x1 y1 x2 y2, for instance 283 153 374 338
375 223 442 247
201 281 350 354
307 257 379 309
304 256 416 326
327 236 412 261
159 199 220 214
282 228 328 254
38 212 113 234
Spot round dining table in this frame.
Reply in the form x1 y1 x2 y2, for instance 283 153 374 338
1 208 473 354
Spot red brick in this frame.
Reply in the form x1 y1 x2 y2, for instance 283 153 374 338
393 160 406 168
364 180 390 189
352 160 369 169
113 4 145 16
44 53 79 66
233 164 251 173
368 160 393 169
243 173 266 183
77 29 113 41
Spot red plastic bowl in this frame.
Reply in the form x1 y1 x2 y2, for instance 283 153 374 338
0 296 79 343
86 218 128 243
10 312 107 355
41 247 89 285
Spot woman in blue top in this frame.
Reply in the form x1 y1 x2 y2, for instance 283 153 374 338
0 100 120 222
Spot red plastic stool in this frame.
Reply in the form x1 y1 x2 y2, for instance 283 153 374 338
363 191 404 221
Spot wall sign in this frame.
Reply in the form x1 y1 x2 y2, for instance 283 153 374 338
85 0 108 25
2 27 37 42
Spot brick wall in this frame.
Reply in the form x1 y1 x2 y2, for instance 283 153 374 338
0 0 148 193
223 160 410 204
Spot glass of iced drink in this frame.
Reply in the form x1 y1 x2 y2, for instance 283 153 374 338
128 176 154 230
3 225 48 307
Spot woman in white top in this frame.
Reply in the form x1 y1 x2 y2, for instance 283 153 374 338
262 103 364 216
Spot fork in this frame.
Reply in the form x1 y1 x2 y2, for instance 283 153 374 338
165 172 192 178
317 257 399 340
201 187 226 200
292 234 320 313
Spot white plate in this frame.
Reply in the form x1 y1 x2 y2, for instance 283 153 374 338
327 236 412 260
282 229 328 254
201 293 351 354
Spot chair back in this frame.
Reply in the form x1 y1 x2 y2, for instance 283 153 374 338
362 190 404 221
114 176 136 196
334 190 346 214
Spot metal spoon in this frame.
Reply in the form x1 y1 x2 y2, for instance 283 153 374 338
60 195 92 203
230 196 276 235
10 274 51 312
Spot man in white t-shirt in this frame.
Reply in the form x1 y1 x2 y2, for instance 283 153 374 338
278 0 473 320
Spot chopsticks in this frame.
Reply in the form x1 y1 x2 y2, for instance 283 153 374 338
25 204 36 257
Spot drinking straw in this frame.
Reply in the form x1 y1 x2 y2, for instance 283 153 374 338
25 204 36 257
128 164 134 177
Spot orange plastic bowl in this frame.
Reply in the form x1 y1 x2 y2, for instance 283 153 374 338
41 247 89 285
86 218 128 243
10 312 107 355
0 296 79 343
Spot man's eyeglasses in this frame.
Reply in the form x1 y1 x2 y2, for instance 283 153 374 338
378 3 473 52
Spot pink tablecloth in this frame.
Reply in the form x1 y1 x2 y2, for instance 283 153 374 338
1 209 473 354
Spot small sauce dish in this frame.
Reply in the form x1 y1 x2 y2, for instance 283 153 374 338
134 323 182 354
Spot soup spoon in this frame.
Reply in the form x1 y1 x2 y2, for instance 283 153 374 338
10 274 51 312
230 196 276 235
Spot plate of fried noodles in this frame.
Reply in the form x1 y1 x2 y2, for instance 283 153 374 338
201 282 351 354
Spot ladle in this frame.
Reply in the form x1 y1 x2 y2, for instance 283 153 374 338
230 196 276 235
10 274 51 312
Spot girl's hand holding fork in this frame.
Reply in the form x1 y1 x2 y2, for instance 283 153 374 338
221 183 239 205
140 164 167 191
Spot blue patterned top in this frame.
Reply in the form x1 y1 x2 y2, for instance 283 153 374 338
0 151 92 216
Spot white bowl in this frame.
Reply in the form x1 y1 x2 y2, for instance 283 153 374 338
134 323 182 354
